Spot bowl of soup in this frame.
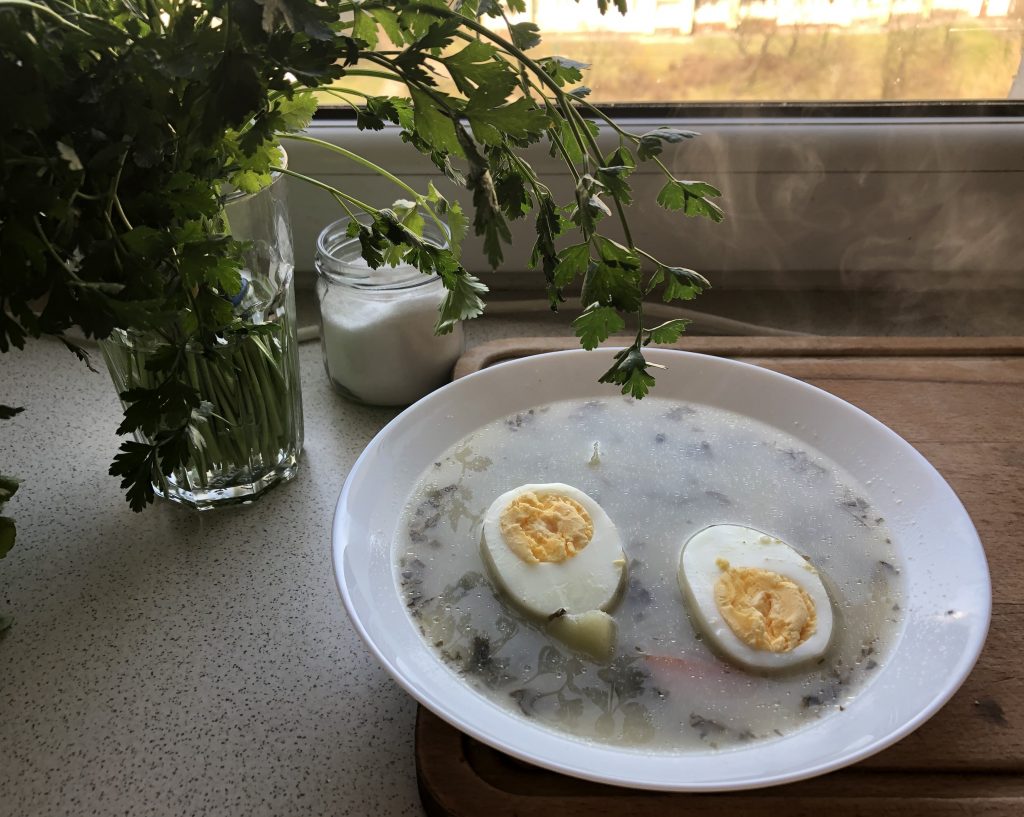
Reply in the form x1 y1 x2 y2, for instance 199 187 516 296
332 349 990 790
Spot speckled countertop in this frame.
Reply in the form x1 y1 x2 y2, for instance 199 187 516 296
1 313 566 817
2 290 1021 817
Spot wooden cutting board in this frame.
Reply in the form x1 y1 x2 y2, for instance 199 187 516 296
417 336 1024 817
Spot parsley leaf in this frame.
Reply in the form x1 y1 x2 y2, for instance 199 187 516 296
435 270 489 334
655 264 711 302
553 243 591 289
637 127 699 160
656 179 725 221
573 303 625 350
408 86 463 157
508 21 542 51
599 345 657 399
1 0 724 527
646 318 690 345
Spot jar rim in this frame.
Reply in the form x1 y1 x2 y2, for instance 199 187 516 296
316 213 450 290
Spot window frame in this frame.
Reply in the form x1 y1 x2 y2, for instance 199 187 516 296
287 107 1024 292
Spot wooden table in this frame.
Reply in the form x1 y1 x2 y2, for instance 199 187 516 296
417 336 1024 816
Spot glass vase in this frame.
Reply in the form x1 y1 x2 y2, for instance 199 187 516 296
100 168 303 510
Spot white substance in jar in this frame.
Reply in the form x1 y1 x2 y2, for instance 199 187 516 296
315 218 465 407
319 261 464 406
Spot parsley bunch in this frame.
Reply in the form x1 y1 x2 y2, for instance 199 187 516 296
0 0 721 539
287 0 723 394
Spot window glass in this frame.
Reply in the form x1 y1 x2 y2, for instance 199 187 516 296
321 1 1023 105
510 0 1022 102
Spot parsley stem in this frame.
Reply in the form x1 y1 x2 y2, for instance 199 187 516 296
269 165 377 215
43 0 106 24
32 215 77 277
253 349 284 454
652 155 680 182
407 3 638 249
572 99 637 145
240 349 273 458
316 89 364 114
189 357 225 466
0 0 88 33
338 68 403 83
114 195 133 231
279 134 449 238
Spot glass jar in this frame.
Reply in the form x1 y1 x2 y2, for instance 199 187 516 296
100 163 303 510
315 216 465 407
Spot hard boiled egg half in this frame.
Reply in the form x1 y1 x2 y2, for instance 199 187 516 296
678 525 834 671
481 483 626 660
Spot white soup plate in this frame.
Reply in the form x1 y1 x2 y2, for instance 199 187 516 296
332 348 990 791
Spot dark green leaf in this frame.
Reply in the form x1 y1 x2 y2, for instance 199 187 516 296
494 169 531 220
647 318 690 345
352 7 379 48
435 270 489 334
0 476 18 504
599 345 657 399
597 147 636 206
573 304 624 350
121 226 171 258
579 236 643 311
443 40 516 104
540 55 588 87
204 51 263 135
656 180 725 222
408 17 463 54
360 96 414 131
553 243 590 289
530 195 563 306
0 517 14 559
60 337 98 372
572 174 611 236
356 225 387 269
465 97 548 146
108 440 159 512
260 0 335 39
409 86 462 156
370 8 405 45
638 127 698 161
508 22 541 50
660 265 709 302
277 91 319 132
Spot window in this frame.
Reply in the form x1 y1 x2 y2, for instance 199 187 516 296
321 1 1024 105
495 0 1024 103
292 3 1024 297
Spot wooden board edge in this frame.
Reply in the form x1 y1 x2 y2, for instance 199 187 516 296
453 336 1024 380
416 708 1024 817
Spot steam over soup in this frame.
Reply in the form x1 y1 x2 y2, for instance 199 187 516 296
396 397 903 751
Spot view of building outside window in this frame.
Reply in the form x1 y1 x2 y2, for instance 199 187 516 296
498 0 1022 101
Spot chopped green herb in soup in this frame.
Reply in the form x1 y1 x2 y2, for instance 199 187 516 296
396 397 903 751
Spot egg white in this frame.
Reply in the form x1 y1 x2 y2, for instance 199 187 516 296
481 483 626 620
678 524 834 671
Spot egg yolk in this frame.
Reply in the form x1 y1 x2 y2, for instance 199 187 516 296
499 492 594 563
713 559 817 653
